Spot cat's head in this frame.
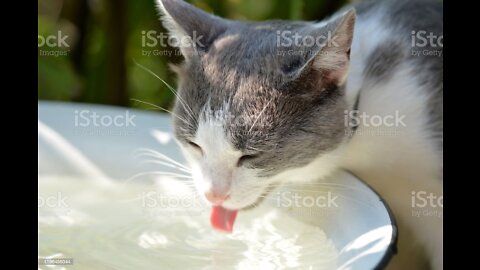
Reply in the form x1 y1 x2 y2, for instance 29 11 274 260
157 0 355 210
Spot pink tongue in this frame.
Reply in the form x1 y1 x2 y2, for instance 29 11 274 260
210 206 238 233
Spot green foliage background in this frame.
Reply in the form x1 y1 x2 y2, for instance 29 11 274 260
38 0 347 109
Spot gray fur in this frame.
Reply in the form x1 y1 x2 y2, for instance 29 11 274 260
160 6 354 177
358 0 443 147
387 0 443 147
363 41 405 82
157 0 442 177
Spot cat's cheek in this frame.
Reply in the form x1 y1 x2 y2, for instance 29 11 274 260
225 172 268 209
180 146 202 165
224 185 267 210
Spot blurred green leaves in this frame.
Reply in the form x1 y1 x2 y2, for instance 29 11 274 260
38 0 346 109
38 15 80 100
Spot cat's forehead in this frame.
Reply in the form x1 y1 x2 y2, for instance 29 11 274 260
204 36 276 76
197 22 310 79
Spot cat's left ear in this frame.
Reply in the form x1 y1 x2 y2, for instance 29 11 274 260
283 9 356 86
156 0 229 59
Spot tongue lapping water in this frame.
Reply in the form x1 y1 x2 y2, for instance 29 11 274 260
211 206 238 233
38 175 338 270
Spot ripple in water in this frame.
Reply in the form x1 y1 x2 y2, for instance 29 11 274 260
38 175 338 270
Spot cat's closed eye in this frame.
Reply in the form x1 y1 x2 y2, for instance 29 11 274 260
187 141 203 154
237 154 259 167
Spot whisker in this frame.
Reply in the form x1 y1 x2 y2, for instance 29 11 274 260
248 98 273 134
118 188 199 203
138 159 192 174
136 154 191 173
134 151 189 168
123 171 193 184
274 182 371 195
245 145 268 153
132 59 197 125
130 98 190 126
135 148 190 171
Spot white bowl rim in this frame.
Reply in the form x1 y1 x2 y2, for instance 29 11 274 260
38 101 398 269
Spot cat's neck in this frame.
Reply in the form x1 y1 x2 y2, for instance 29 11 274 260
343 9 390 110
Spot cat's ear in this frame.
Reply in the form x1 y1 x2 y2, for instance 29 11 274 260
282 9 356 87
156 0 228 59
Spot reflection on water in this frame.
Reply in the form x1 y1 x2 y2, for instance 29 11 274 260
38 175 338 270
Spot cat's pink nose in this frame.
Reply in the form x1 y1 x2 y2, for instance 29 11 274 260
205 191 230 205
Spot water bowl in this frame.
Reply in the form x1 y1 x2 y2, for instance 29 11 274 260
38 101 397 270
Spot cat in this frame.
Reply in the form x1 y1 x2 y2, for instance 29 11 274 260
155 0 443 269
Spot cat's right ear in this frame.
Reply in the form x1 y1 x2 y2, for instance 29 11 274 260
280 9 356 88
156 0 229 60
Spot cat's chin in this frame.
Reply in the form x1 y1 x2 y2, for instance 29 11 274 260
222 183 278 211
220 198 259 211
220 192 265 211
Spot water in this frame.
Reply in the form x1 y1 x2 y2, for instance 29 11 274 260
38 175 338 270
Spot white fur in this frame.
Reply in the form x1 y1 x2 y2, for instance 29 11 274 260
343 68 443 269
271 145 347 184
194 108 241 196
311 11 442 269
185 102 270 210
347 12 442 270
